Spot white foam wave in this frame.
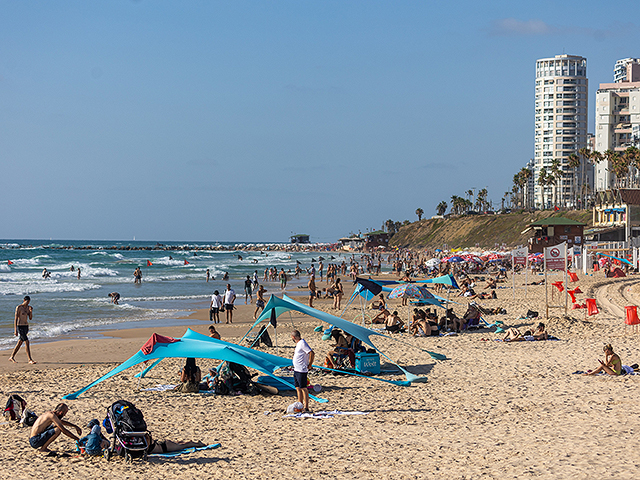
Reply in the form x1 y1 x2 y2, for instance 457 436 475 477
0 308 182 349
0 281 101 296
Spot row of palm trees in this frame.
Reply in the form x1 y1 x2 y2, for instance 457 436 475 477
511 146 640 210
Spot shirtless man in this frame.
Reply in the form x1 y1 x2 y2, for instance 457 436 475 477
29 403 81 454
308 275 317 308
9 296 36 364
385 311 405 333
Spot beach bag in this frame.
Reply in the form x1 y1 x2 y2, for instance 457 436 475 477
526 310 539 318
3 394 27 421
20 409 38 427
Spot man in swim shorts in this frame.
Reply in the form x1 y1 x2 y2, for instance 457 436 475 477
29 403 81 454
308 275 317 308
9 296 36 364
224 284 236 324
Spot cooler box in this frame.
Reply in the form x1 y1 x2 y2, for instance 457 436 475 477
355 352 380 374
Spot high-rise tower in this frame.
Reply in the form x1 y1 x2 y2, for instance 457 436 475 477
533 54 588 208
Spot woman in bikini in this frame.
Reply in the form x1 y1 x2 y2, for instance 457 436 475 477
585 344 622 376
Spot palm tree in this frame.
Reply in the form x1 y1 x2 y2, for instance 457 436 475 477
567 153 580 209
384 219 396 234
415 208 424 221
538 167 548 209
436 201 447 216
578 147 591 208
550 159 562 208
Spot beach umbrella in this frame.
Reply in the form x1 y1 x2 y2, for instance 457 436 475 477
444 255 464 263
388 283 424 299
425 258 440 267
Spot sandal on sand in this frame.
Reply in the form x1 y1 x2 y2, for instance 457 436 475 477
44 451 58 457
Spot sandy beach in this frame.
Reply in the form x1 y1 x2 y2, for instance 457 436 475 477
2 271 640 479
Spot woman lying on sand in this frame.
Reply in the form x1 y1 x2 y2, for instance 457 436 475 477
584 344 622 376
503 323 548 342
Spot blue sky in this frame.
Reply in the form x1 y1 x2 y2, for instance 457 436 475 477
1 1 638 242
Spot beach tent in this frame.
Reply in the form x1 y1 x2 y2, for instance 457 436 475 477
63 328 413 401
247 294 444 379
63 329 327 402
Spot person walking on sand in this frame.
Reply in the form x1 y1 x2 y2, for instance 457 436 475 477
224 284 236 324
254 285 267 320
308 274 317 308
291 330 314 413
9 296 36 364
244 276 253 304
210 290 223 323
29 403 81 454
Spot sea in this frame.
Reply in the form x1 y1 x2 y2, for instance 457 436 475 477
0 240 345 349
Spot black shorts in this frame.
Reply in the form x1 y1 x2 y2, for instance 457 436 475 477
225 304 234 311
256 300 265 308
293 371 308 388
210 307 220 314
17 325 29 342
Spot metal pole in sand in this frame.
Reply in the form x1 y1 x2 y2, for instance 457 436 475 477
544 249 549 320
564 245 568 316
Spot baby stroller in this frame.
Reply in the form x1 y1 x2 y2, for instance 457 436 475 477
103 400 149 462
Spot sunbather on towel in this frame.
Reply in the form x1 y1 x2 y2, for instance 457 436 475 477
146 433 206 454
584 344 622 376
502 328 534 342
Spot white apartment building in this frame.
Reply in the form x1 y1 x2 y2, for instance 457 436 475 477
534 55 589 209
594 59 640 191
614 58 640 83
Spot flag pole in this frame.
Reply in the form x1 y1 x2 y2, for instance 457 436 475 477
544 247 549 320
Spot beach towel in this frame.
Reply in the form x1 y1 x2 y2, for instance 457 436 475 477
284 410 369 419
142 384 177 392
149 443 221 458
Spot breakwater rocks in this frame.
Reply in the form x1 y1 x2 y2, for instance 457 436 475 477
0 242 337 252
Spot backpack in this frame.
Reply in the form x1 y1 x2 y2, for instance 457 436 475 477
111 400 147 432
4 394 27 421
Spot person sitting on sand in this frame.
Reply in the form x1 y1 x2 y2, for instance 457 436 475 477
324 330 354 368
385 311 405 333
485 278 497 290
29 403 81 455
146 433 206 454
77 419 109 455
585 344 622 376
370 293 386 311
451 304 481 333
208 325 221 340
409 309 428 337
532 322 548 340
173 358 202 393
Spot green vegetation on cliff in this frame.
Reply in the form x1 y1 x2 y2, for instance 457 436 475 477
389 210 592 250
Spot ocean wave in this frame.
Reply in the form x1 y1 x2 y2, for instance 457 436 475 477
0 281 101 296
0 308 182 349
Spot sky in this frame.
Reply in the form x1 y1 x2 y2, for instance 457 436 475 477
1 1 639 243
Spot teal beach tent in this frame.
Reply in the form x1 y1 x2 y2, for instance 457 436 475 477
246 294 444 380
62 329 329 402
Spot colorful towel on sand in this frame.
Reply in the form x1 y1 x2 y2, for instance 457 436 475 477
284 410 369 419
142 384 177 392
149 443 221 457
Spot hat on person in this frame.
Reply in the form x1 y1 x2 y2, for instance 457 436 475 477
87 419 99 428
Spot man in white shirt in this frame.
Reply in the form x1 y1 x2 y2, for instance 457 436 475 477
291 330 314 412
224 284 236 324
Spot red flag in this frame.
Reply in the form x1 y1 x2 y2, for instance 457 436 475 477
568 272 579 282
147 260 153 266
554 206 559 211
184 260 189 265
7 260 13 265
